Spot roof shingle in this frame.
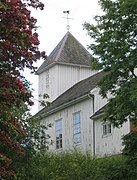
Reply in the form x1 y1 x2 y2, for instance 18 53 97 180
37 32 93 74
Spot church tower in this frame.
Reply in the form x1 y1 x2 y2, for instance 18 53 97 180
36 32 97 110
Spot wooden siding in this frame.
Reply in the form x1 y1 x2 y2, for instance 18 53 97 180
95 120 130 156
38 64 97 110
41 99 94 154
40 88 130 156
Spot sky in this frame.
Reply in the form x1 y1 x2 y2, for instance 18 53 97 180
27 0 101 114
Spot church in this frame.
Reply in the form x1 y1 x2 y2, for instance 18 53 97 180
36 32 130 156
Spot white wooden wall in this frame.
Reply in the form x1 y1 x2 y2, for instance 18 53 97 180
38 64 97 110
41 98 94 154
91 88 130 156
40 87 130 156
95 120 130 156
91 88 108 113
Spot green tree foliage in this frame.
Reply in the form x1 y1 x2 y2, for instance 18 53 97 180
9 109 51 179
122 131 137 156
84 0 137 127
14 151 137 180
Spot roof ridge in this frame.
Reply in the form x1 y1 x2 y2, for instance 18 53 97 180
54 32 70 62
68 32 91 56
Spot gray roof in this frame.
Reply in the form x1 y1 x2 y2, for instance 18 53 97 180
37 32 93 74
36 71 105 117
90 105 106 119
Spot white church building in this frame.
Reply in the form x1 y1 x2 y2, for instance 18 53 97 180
36 32 130 157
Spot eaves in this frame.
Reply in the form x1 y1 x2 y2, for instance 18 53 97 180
90 112 104 120
36 62 91 75
39 94 90 120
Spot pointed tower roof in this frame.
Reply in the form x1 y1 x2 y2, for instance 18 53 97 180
37 32 93 74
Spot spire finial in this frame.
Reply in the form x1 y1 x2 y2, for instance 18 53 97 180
63 10 73 31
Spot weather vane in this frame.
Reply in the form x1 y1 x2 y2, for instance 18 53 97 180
63 10 73 31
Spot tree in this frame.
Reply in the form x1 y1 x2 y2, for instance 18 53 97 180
84 0 137 127
8 107 51 179
0 0 46 178
9 151 133 180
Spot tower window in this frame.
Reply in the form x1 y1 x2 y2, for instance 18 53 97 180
46 70 49 88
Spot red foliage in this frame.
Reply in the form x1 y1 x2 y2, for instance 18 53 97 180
0 0 46 178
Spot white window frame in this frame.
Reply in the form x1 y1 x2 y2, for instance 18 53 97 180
102 123 112 136
55 119 62 149
73 111 81 144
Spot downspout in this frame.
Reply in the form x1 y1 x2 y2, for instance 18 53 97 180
92 95 95 157
88 93 95 157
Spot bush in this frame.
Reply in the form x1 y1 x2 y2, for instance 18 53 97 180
14 151 137 180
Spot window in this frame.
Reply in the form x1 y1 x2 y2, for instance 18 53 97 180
103 123 111 136
55 119 62 149
73 112 81 143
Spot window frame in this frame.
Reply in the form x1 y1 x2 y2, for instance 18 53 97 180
102 123 112 137
73 111 81 144
55 119 62 149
